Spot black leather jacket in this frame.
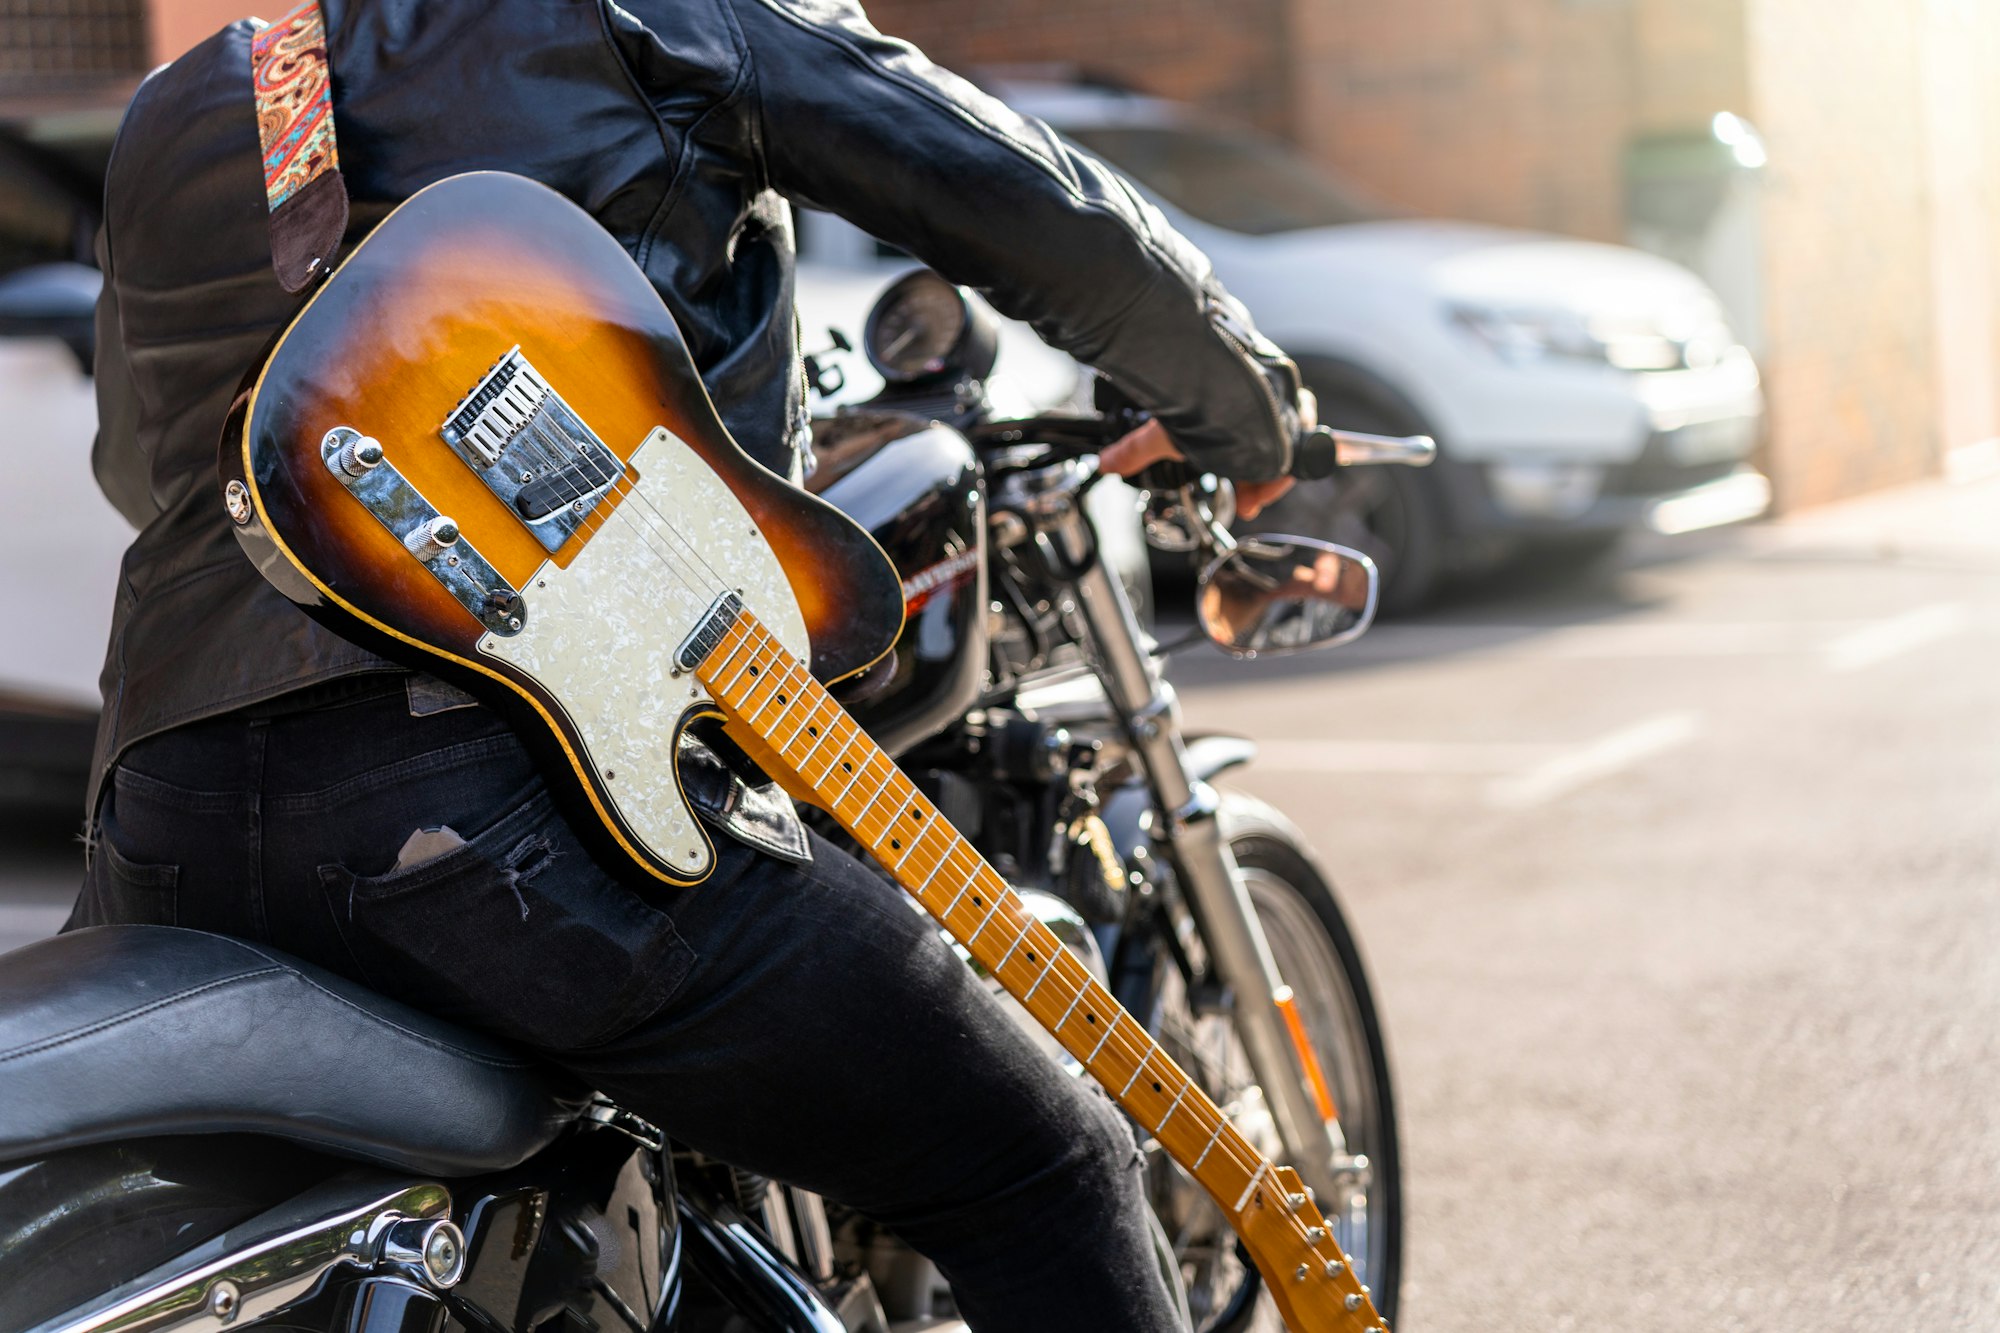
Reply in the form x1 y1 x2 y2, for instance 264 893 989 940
88 0 1304 818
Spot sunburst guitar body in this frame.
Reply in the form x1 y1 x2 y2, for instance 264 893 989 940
222 172 1388 1332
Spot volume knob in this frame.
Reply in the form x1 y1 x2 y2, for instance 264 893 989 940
404 516 460 561
334 435 384 477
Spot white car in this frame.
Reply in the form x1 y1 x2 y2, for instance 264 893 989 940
798 79 1770 609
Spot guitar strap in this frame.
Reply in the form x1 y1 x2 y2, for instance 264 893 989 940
251 1 349 293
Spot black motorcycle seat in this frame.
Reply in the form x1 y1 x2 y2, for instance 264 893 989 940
0 926 585 1175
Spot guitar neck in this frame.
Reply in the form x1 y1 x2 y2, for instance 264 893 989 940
685 596 1384 1332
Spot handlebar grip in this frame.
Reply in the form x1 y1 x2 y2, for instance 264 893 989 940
1312 428 1440 470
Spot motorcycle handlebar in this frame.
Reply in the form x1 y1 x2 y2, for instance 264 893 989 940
968 414 1436 480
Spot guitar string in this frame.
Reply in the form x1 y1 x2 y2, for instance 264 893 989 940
457 418 1355 1275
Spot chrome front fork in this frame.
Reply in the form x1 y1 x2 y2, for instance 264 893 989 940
1021 464 1347 1204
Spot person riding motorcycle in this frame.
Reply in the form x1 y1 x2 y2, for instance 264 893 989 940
75 2 1310 1327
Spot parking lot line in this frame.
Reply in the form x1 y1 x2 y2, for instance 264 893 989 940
1485 711 1702 810
1821 603 1968 673
1252 739 1557 774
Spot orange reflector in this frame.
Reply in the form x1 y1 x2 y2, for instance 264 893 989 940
1273 985 1340 1124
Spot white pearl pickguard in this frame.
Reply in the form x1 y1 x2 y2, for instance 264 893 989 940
477 426 809 882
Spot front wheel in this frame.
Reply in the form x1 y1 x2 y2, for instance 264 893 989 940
1148 793 1403 1330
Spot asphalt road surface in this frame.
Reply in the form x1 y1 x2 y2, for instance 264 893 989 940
2 470 1995 1329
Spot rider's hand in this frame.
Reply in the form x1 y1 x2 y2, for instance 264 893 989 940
1100 403 1311 522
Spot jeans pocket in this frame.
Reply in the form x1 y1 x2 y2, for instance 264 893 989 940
318 788 695 1051
78 836 181 928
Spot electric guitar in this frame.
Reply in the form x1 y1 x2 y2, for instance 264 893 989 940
220 171 1386 1333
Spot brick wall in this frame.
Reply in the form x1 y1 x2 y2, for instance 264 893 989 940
861 0 1294 134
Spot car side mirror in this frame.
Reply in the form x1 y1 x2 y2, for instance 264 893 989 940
1197 535 1378 658
0 262 100 374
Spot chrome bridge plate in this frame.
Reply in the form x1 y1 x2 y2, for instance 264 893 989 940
321 426 525 636
440 346 626 554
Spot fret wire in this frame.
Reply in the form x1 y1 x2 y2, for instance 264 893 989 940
846 766 896 829
793 701 837 765
1022 949 1060 1002
719 616 1289 1213
941 869 983 919
820 732 866 800
769 666 826 747
1231 1160 1269 1214
713 644 761 697
913 838 956 895
827 740 879 804
701 634 755 696
890 817 936 871
1193 1117 1230 1170
737 645 798 718
1154 1084 1188 1134
1053 983 1088 1032
1085 1015 1117 1064
991 920 1033 974
965 894 1007 944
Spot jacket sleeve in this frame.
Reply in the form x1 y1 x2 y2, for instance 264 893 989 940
90 226 159 530
720 0 1301 480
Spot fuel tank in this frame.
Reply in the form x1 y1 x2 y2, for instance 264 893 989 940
810 411 987 756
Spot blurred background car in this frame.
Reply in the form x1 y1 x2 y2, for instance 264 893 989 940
0 95 125 818
798 77 1770 610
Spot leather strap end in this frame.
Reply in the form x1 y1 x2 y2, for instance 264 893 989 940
270 169 347 293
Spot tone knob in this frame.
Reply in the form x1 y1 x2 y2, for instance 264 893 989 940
334 434 384 477
404 516 460 560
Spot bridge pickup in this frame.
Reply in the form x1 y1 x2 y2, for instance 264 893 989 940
513 442 625 520
440 346 628 554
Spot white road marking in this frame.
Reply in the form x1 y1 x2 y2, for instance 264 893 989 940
1822 603 1968 673
1255 739 1555 775
1486 712 1701 809
1336 619 1858 662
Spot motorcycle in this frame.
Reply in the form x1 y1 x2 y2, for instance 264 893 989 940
0 270 1432 1333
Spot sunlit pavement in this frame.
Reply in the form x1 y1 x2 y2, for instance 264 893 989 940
4 472 1998 1328
1172 469 2000 1329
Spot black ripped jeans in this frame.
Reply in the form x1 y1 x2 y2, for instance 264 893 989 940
69 675 1185 1332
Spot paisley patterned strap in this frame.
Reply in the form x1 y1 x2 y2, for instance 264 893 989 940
252 1 348 292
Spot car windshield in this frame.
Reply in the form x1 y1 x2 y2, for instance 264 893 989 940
1062 123 1380 235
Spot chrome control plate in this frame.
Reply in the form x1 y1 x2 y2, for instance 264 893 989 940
321 426 525 636
440 346 626 554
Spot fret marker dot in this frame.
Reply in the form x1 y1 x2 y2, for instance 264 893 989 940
776 693 787 705
808 726 818 736
748 665 760 676
890 839 900 849
971 897 982 907
1025 952 1036 962
1085 1014 1096 1023
1151 1082 1162 1093
842 761 853 772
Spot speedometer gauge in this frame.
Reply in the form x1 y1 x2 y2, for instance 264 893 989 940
862 269 1000 386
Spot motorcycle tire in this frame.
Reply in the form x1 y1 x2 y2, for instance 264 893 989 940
1156 791 1403 1332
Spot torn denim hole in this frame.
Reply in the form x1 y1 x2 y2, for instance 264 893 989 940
501 832 559 920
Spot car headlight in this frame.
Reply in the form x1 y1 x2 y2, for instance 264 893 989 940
1450 303 1735 372
1450 304 1604 365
